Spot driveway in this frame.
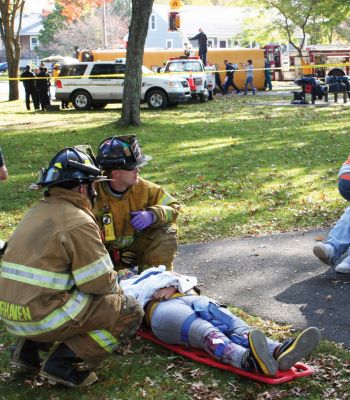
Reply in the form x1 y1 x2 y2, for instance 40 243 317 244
174 229 350 347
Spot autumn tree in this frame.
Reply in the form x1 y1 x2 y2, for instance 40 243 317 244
0 0 25 101
38 2 68 57
56 0 109 21
39 3 128 57
262 0 350 57
118 0 154 126
112 0 132 17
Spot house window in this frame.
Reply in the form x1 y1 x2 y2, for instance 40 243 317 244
219 40 227 48
150 14 156 31
166 39 173 49
207 39 213 48
30 36 39 50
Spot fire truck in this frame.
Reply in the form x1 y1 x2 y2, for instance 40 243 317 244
288 45 350 79
263 44 350 81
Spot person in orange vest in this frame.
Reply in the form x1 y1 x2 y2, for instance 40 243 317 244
314 154 350 273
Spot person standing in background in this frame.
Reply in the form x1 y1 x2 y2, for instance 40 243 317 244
20 65 39 111
264 59 273 91
36 67 51 110
244 59 255 95
189 28 208 66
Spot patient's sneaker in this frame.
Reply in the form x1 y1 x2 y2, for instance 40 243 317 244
313 243 335 266
275 327 321 371
242 329 277 376
335 256 350 273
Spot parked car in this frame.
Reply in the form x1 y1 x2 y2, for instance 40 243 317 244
163 56 215 102
0 62 8 73
55 60 191 110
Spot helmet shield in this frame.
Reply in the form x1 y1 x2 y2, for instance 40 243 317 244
37 147 104 188
96 135 152 170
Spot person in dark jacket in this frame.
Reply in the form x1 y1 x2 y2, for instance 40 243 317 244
20 65 39 110
264 59 272 91
223 60 241 94
36 67 51 111
189 28 208 66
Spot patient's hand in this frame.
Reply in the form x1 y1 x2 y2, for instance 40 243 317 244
153 286 177 301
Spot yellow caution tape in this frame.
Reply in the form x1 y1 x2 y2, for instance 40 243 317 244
0 62 349 82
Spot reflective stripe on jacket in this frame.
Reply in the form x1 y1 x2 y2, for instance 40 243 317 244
94 178 181 249
0 187 121 335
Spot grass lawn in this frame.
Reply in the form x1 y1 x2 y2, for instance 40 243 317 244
0 93 350 399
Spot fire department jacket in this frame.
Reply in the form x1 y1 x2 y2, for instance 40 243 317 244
94 178 181 249
0 187 121 337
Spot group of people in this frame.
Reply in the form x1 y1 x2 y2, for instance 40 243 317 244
189 28 273 95
216 59 256 96
20 64 51 111
0 135 322 388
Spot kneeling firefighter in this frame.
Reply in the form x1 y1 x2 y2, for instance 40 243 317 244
0 147 144 388
94 135 181 273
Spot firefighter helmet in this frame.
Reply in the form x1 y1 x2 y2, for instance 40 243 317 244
37 147 103 188
96 135 152 170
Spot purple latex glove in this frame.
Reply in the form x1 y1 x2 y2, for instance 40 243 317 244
130 211 155 230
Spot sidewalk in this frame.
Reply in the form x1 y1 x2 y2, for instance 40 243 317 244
174 229 350 347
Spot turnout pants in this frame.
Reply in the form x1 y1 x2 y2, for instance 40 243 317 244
128 224 178 272
21 294 144 368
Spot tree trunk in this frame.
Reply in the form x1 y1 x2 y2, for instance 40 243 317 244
118 0 154 127
0 0 25 101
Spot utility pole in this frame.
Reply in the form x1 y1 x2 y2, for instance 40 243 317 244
102 0 107 48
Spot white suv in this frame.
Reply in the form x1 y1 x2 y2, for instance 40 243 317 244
55 60 191 110
163 57 215 102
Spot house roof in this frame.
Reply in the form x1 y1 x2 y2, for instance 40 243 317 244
153 5 258 37
19 13 43 36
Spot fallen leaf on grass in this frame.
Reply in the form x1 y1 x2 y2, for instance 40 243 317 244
257 389 289 399
173 371 186 381
314 235 325 241
190 368 208 378
188 381 224 400
144 376 156 386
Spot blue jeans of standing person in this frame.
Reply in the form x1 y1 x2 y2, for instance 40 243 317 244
245 76 255 94
325 206 350 262
324 177 350 262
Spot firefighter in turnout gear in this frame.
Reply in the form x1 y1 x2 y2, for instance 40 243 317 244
0 147 144 388
95 135 181 273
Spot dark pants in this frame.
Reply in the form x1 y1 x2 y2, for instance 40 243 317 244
37 89 51 110
264 75 272 90
199 45 207 66
24 87 39 110
223 76 240 94
215 73 225 95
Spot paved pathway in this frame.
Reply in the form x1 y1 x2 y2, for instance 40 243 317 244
174 229 350 347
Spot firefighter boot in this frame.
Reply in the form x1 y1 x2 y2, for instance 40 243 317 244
241 329 278 376
10 338 43 374
40 343 98 388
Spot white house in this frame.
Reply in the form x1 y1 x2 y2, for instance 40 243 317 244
0 13 43 63
145 5 258 50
